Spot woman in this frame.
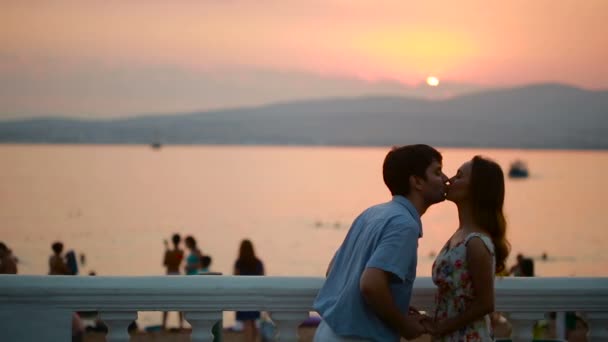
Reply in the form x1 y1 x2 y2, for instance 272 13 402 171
184 236 202 276
431 156 510 341
234 239 265 342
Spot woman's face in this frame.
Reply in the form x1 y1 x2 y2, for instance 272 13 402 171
185 239 194 249
446 160 472 203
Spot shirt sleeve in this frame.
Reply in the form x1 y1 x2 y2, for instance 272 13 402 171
365 218 419 282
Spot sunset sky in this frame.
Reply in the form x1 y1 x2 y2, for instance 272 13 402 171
2 0 607 118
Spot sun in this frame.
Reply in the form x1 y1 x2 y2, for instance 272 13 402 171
426 76 440 87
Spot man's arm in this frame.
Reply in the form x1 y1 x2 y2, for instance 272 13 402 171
325 253 336 277
163 251 169 267
360 267 426 340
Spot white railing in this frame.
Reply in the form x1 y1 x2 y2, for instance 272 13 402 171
0 275 607 341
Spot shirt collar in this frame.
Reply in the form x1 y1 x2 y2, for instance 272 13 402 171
392 195 423 237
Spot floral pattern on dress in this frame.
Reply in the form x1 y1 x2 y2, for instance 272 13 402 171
431 232 495 342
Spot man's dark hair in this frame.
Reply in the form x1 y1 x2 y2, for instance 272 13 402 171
171 233 181 246
383 144 442 196
51 242 64 254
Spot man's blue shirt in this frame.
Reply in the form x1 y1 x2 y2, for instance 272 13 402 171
313 196 422 342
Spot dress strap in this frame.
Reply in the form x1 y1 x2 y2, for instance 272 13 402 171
464 232 495 255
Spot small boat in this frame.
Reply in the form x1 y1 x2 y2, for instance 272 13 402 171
508 160 529 178
150 130 162 149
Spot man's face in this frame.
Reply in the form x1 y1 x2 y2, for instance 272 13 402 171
421 160 449 205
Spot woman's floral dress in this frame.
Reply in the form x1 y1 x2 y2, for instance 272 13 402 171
431 232 495 341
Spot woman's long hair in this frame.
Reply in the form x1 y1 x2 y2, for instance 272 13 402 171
470 156 510 274
237 239 258 274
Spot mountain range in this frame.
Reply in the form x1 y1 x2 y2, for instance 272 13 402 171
1 83 607 149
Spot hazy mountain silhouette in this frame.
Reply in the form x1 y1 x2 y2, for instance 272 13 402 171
1 83 607 149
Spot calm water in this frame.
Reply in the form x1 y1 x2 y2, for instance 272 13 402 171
3 144 607 328
2 144 607 280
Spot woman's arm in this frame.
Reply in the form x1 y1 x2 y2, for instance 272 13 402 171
435 237 495 335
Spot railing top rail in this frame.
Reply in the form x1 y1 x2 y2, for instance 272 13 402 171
1 275 607 312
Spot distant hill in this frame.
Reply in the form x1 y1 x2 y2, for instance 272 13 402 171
1 83 607 149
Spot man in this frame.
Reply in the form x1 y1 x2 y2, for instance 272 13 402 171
313 144 448 341
49 241 70 275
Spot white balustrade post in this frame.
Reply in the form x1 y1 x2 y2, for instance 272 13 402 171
101 311 137 342
272 311 310 341
587 312 608 341
185 311 222 342
507 312 541 341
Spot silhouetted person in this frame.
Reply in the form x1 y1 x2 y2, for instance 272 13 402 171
234 239 265 342
520 257 534 277
509 253 534 277
0 242 18 274
164 234 184 275
162 233 185 330
200 255 212 273
184 236 202 275
65 249 79 275
49 242 70 275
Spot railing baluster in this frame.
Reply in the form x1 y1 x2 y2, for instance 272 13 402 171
185 311 222 342
272 311 309 341
587 312 608 341
101 311 137 342
507 312 542 341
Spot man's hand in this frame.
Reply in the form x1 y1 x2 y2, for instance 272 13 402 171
399 315 427 340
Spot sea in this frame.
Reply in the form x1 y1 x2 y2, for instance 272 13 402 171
1 144 607 327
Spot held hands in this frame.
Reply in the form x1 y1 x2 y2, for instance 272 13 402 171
401 315 427 340
418 317 447 338
404 307 448 338
420 317 436 335
402 307 437 339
